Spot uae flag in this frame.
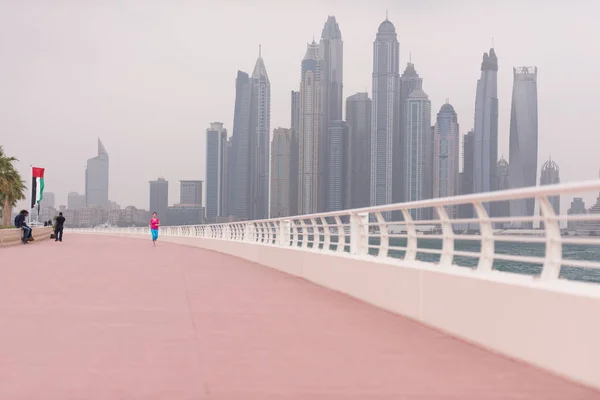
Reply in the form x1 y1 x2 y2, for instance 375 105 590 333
31 167 45 209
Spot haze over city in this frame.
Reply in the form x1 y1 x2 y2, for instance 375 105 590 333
1 0 599 211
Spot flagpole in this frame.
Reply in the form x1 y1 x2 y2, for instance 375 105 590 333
28 165 32 225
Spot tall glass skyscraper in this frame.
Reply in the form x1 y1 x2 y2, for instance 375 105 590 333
509 66 538 224
403 89 431 220
346 92 372 209
319 16 343 212
205 122 227 224
370 18 400 209
328 120 351 212
473 48 499 199
298 41 323 215
85 138 109 209
433 103 460 213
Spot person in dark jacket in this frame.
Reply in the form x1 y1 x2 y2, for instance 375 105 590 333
54 212 65 242
14 210 31 244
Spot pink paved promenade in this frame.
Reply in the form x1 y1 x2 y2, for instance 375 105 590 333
0 235 598 399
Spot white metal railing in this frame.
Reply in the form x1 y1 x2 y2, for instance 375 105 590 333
71 180 600 284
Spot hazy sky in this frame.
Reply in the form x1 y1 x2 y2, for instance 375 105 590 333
1 0 599 210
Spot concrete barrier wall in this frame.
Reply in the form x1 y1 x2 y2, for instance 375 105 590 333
0 227 54 247
80 233 600 390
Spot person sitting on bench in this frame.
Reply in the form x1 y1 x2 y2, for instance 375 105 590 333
14 210 31 245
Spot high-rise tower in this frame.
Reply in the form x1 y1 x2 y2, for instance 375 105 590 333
85 138 109 209
433 103 460 208
540 157 560 215
289 91 301 216
328 120 351 212
508 66 538 222
319 16 344 212
346 92 372 209
473 48 499 201
298 41 323 215
229 49 271 221
396 62 423 207
270 128 292 218
230 71 251 219
370 18 400 209
403 89 431 219
249 48 271 220
206 122 228 223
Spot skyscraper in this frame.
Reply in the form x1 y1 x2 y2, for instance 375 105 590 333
149 178 168 222
179 180 203 206
540 157 560 216
433 103 460 208
289 91 301 216
270 128 292 218
371 18 400 209
459 130 475 219
68 192 86 210
206 122 228 224
396 62 423 206
248 48 271 220
493 157 510 224
229 51 271 221
85 138 109 209
328 120 351 212
230 71 251 219
319 16 343 212
298 41 323 215
473 48 499 199
509 66 539 222
403 89 431 219
346 92 372 209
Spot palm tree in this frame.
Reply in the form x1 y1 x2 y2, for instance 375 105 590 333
0 146 27 227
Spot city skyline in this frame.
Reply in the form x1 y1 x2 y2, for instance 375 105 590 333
3 2 599 211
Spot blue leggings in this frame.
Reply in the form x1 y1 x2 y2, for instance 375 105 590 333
151 229 159 241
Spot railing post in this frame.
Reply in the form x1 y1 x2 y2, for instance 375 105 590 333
375 212 389 258
474 201 494 273
401 209 417 261
279 220 291 247
350 212 369 255
334 215 346 253
435 205 454 266
539 195 563 281
244 222 255 242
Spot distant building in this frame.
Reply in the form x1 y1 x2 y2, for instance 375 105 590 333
473 49 499 200
493 157 510 225
567 198 587 231
346 92 371 209
328 121 351 212
540 158 560 217
86 138 109 209
180 180 203 206
298 41 324 215
319 16 344 213
403 89 432 220
459 130 475 219
39 192 55 209
149 178 168 222
433 103 460 203
68 192 86 210
509 67 539 225
397 62 423 209
206 122 228 223
289 90 301 216
270 128 292 218
371 18 400 209
167 204 205 226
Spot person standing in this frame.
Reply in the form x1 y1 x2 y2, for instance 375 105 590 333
54 212 65 242
149 212 160 246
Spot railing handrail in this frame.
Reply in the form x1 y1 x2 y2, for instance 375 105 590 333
71 180 600 284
